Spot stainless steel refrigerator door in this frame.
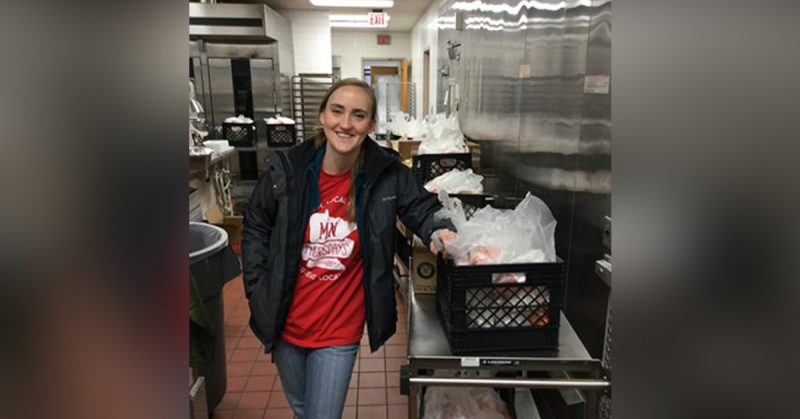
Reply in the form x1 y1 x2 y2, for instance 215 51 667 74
250 58 277 120
207 57 235 138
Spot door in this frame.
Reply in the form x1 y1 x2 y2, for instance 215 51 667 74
400 59 409 113
369 66 398 87
250 58 277 121
208 57 235 137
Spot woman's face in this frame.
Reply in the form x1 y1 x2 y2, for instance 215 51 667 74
319 85 376 158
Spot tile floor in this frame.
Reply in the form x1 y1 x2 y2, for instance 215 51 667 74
214 276 410 419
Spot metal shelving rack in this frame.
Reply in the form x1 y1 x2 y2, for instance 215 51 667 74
291 74 338 142
278 74 293 119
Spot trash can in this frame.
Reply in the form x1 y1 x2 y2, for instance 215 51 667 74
189 222 241 412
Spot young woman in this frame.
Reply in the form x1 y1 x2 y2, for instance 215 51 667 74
242 78 456 419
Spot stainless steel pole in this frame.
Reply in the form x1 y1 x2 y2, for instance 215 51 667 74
409 377 610 390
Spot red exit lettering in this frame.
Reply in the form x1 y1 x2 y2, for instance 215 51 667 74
369 12 386 26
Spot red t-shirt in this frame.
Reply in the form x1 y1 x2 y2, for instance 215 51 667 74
281 169 366 348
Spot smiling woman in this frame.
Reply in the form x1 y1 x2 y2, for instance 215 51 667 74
313 79 378 221
242 77 457 419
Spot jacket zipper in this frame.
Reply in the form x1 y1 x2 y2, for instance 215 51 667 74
358 160 394 351
358 182 373 350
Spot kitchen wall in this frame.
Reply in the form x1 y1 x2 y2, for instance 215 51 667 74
282 10 332 74
411 0 447 119
332 31 411 79
269 8 295 78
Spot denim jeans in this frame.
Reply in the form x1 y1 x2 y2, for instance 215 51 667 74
273 340 359 419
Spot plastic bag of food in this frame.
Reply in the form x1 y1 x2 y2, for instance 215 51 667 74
224 114 254 124
265 115 295 125
387 111 410 136
423 387 511 419
424 169 484 194
435 191 556 268
418 113 468 154
388 111 426 139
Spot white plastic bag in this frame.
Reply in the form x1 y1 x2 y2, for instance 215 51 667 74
387 111 410 135
224 114 254 124
265 115 295 125
418 113 468 154
388 111 427 139
423 387 510 419
424 169 484 194
435 191 557 267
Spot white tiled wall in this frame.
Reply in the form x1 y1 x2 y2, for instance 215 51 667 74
331 31 411 80
283 11 332 74
411 0 446 119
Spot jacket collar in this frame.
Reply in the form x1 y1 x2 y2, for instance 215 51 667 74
360 137 396 185
284 139 319 178
285 136 396 185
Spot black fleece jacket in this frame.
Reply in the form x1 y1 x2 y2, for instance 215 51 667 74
242 138 453 352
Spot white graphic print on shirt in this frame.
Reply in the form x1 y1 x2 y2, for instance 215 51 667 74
301 208 356 273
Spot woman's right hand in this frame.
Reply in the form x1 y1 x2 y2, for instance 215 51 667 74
429 229 458 255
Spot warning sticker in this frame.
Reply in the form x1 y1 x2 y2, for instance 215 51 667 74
584 75 610 94
460 357 480 367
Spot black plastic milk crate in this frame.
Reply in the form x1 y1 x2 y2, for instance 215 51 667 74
435 254 565 354
266 124 297 147
449 193 494 220
222 122 257 147
412 153 472 184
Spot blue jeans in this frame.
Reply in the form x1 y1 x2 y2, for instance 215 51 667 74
273 340 359 419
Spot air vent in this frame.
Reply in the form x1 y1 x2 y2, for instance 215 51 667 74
190 3 274 40
189 18 263 27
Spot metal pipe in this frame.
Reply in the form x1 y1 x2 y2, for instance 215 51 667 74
409 377 610 390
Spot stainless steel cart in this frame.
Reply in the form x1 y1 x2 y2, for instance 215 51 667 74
402 284 610 418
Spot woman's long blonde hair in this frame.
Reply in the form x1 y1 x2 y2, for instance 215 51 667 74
313 78 377 222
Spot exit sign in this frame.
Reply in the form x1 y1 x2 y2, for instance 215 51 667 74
369 12 388 27
377 34 391 45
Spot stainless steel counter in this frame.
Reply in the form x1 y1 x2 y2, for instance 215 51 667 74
189 147 236 180
409 286 593 361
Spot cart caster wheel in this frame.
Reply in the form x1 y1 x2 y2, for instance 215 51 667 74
400 364 410 395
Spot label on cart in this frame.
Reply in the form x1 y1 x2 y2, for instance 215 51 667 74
480 359 518 366
460 357 480 367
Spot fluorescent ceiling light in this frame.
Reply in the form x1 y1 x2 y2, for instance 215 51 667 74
311 0 394 8
329 13 390 28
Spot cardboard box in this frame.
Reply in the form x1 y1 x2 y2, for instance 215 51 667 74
388 139 422 161
466 140 481 171
411 235 437 294
217 215 243 255
396 218 413 239
206 203 244 254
